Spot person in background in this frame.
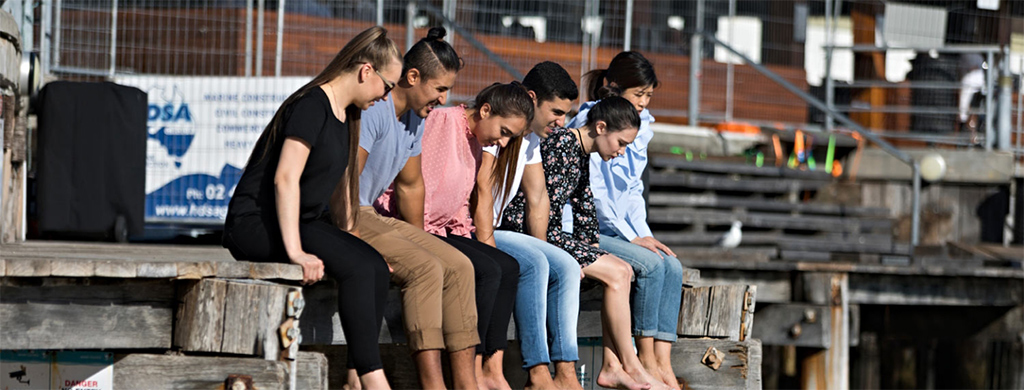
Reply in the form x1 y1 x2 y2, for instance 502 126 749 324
223 26 400 390
569 51 683 390
476 61 585 390
353 27 479 390
377 82 533 390
501 96 671 390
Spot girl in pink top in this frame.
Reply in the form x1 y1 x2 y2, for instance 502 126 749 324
378 82 535 388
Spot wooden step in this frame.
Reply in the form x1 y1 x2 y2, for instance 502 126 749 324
655 229 897 247
651 155 834 180
650 171 828 193
649 192 890 218
648 207 893 234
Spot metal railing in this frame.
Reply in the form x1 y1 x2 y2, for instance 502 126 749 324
703 32 923 248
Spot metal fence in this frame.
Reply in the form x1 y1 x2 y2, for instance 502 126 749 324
7 0 1024 225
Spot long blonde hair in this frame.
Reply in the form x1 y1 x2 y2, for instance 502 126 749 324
253 26 401 230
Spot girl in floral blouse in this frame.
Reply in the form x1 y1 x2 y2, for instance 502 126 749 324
500 96 669 390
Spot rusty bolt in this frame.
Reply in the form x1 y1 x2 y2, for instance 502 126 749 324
790 323 803 338
804 309 817 324
293 297 305 312
225 375 252 390
286 327 300 340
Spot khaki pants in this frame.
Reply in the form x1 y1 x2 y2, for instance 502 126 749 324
356 207 479 352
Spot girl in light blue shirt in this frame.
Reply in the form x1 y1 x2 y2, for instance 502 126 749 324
568 51 684 390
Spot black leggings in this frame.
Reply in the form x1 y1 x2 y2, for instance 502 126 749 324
437 234 519 356
224 215 389 375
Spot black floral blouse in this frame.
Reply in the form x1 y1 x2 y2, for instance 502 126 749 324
499 127 607 267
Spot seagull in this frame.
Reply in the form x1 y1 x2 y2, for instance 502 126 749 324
716 221 743 249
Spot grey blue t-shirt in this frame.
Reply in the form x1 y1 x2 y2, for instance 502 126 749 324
358 94 426 206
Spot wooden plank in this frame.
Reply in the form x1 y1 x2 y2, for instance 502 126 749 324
50 259 96 277
220 281 261 355
672 339 762 390
95 260 137 277
138 262 177 278
656 231 893 248
847 273 1023 306
648 192 890 217
250 262 303 281
707 285 746 339
113 354 289 390
0 279 175 349
650 171 827 193
0 259 6 276
176 261 215 279
696 269 792 303
682 267 701 286
649 207 891 233
678 286 712 337
174 279 228 353
296 352 330 390
751 303 831 348
5 259 51 276
216 261 253 279
256 280 288 360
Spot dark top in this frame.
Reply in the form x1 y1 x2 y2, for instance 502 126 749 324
498 127 607 267
225 87 350 229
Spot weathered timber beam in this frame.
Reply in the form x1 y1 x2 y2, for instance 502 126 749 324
673 339 763 390
846 273 1023 306
113 352 328 390
752 303 831 348
0 279 174 349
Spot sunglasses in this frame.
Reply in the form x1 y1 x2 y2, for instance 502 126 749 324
369 65 395 95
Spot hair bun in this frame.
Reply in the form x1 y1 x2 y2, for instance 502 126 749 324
425 27 447 41
596 84 623 99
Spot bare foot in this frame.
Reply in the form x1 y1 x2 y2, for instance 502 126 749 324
626 366 672 390
524 374 556 390
552 376 585 390
657 362 681 390
596 366 651 390
552 362 584 390
480 372 511 390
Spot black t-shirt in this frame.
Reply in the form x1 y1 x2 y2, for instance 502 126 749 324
226 87 350 227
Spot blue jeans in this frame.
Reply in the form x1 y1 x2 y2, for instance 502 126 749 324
599 234 683 342
494 230 581 368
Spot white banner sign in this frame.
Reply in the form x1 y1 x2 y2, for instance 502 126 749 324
115 76 310 224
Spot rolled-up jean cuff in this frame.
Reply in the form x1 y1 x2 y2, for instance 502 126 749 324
634 329 659 338
406 328 446 352
656 331 678 343
444 329 481 353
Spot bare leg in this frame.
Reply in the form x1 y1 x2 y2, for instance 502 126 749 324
525 364 557 390
414 349 446 390
476 354 487 390
552 361 584 390
481 351 511 390
359 369 392 390
451 346 480 390
636 336 662 382
584 255 654 390
344 368 362 390
654 340 680 390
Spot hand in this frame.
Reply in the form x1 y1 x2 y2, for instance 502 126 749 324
290 252 325 285
631 236 676 259
580 268 585 280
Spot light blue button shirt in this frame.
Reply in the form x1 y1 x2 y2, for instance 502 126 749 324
562 100 655 241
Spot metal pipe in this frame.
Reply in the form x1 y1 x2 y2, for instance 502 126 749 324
406 1 415 53
442 0 455 48
54 0 62 69
109 0 117 77
1019 54 1024 156
704 33 913 165
377 0 384 26
256 0 265 77
275 0 285 77
245 0 253 77
688 0 704 126
998 45 1012 151
724 0 735 121
911 162 921 247
624 0 633 51
985 50 995 150
581 0 592 78
824 0 838 131
416 0 523 79
41 0 51 77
